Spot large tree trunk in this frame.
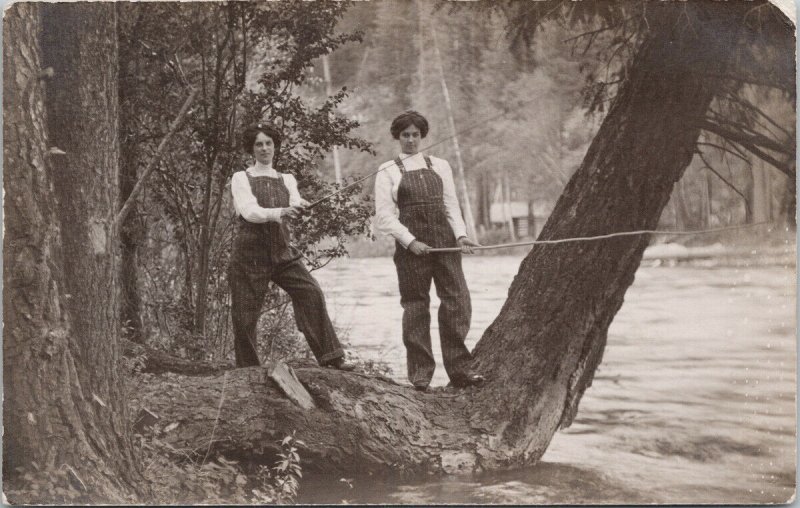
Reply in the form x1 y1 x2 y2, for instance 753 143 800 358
468 6 723 461
138 3 767 476
3 3 139 501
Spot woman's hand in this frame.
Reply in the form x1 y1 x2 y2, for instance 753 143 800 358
457 236 481 254
280 206 304 220
408 240 431 256
298 198 311 208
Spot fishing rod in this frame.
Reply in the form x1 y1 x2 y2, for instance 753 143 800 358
304 94 544 210
426 222 777 252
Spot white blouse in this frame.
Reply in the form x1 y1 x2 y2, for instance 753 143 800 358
373 153 467 248
231 164 303 223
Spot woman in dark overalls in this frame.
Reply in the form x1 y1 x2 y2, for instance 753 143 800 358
374 111 484 391
229 123 354 370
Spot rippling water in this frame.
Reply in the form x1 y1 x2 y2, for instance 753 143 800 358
299 256 796 504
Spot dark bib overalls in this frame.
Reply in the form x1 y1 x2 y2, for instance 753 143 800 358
228 172 344 367
392 156 473 387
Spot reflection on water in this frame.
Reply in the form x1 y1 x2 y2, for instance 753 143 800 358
300 461 647 505
304 256 796 504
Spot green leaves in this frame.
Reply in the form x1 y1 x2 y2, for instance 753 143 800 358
273 432 304 502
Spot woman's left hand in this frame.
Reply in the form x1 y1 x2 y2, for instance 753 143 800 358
298 199 311 208
457 236 481 254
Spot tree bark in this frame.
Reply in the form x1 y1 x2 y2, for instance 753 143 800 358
3 3 139 501
135 3 773 477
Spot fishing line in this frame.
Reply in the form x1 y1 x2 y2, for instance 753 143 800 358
426 222 777 252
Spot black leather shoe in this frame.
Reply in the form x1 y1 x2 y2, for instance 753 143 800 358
451 373 485 388
326 358 356 371
413 384 428 392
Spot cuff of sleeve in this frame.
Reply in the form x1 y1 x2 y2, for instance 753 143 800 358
398 231 416 248
267 209 283 223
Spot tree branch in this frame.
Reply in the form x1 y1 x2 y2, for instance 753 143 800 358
115 87 198 232
703 115 792 155
696 141 750 164
696 150 750 215
723 91 791 138
698 119 795 177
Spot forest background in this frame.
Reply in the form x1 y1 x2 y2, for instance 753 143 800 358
117 0 795 365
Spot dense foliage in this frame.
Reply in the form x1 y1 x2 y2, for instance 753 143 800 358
118 2 374 358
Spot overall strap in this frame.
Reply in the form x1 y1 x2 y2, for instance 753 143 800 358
394 157 407 173
423 155 434 171
277 173 289 190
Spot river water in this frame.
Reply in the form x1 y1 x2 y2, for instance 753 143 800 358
299 256 796 504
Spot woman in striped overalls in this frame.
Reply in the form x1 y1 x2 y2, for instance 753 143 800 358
228 123 354 371
374 111 485 391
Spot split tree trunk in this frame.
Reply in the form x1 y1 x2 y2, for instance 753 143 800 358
3 3 138 501
140 3 765 476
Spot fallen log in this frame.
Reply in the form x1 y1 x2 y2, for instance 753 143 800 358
123 340 232 376
139 365 498 477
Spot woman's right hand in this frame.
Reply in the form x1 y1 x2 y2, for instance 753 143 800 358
408 240 431 256
280 206 303 220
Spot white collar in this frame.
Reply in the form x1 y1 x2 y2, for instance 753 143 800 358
247 164 278 177
396 152 428 167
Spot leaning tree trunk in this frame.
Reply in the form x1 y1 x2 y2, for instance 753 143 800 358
140 2 792 477
3 3 139 502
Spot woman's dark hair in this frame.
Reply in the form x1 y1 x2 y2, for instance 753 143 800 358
241 122 282 157
390 110 429 139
